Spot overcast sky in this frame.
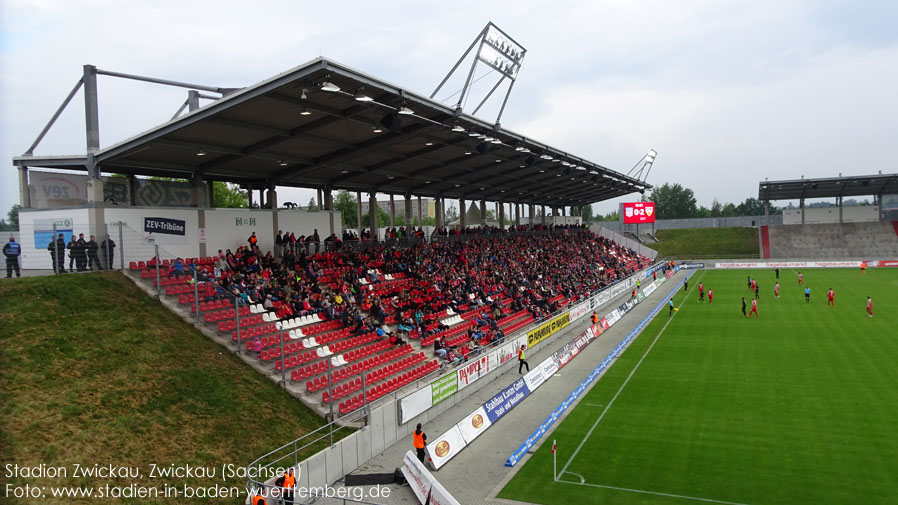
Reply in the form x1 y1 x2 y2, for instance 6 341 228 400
3 0 897 219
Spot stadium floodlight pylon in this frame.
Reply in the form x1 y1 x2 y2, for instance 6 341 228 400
627 149 658 190
431 22 527 125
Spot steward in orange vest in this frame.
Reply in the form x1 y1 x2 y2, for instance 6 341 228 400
413 423 427 463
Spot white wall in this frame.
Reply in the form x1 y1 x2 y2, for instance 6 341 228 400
204 208 274 255
105 207 200 262
783 205 880 225
276 210 341 242
16 208 90 269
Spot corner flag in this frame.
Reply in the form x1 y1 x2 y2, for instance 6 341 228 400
552 440 556 454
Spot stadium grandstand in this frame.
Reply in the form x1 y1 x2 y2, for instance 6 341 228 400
757 173 898 258
8 43 668 504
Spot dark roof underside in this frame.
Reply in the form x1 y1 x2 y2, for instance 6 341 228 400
759 173 898 201
14 58 649 208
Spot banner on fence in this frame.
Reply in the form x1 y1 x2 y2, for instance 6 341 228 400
483 378 531 424
426 425 467 470
400 451 462 505
399 385 434 425
143 217 187 245
431 374 458 406
456 406 493 444
526 312 571 348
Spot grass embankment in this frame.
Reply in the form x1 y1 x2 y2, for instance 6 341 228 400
0 273 337 504
500 268 898 505
651 227 759 258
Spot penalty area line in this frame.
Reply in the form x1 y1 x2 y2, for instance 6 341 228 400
554 479 754 505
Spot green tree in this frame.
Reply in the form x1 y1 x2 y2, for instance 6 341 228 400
7 204 21 228
735 197 765 216
602 210 619 222
307 197 318 212
649 183 698 219
211 181 248 208
580 204 594 222
445 204 459 224
334 191 358 229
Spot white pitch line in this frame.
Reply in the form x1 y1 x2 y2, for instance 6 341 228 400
557 271 705 479
555 479 754 505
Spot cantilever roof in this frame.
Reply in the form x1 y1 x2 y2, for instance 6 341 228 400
759 173 898 201
14 57 649 207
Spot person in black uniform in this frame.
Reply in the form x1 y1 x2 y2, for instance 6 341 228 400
101 236 116 270
86 235 103 270
48 238 60 273
75 233 88 271
3 236 21 278
67 236 78 271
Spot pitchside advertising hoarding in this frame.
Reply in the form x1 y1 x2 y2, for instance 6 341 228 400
621 202 656 224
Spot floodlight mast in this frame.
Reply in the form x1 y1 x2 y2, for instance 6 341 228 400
431 22 527 124
627 149 657 184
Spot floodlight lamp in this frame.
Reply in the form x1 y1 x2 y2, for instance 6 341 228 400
278 160 288 167
340 169 349 174
468 131 482 137
320 81 340 92
540 154 552 160
196 150 207 156
372 125 383 133
425 142 434 146
398 106 414 115
300 107 312 116
451 123 466 132
490 138 502 144
354 88 374 102
483 136 495 142
515 145 525 151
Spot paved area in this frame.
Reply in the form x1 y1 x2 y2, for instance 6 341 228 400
313 270 689 505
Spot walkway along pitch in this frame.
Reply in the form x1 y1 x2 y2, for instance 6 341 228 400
314 269 689 505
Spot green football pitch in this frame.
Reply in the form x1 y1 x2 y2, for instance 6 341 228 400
499 268 898 505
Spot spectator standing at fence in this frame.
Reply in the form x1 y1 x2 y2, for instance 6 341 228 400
3 236 21 278
413 423 428 463
518 345 529 374
87 235 103 270
275 230 284 258
101 235 116 270
312 229 321 253
248 231 258 249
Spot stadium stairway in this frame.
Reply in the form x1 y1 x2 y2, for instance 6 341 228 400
122 265 447 421
766 222 898 259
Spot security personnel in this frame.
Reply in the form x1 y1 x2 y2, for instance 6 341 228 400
101 236 116 270
250 495 267 505
3 236 21 278
87 235 103 270
67 235 78 271
75 233 88 271
55 234 67 273
590 311 598 324
47 238 60 273
281 468 295 504
413 423 427 463
518 345 529 374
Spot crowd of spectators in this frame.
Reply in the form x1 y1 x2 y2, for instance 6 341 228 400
191 226 648 363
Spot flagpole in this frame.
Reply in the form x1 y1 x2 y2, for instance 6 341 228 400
553 439 557 482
